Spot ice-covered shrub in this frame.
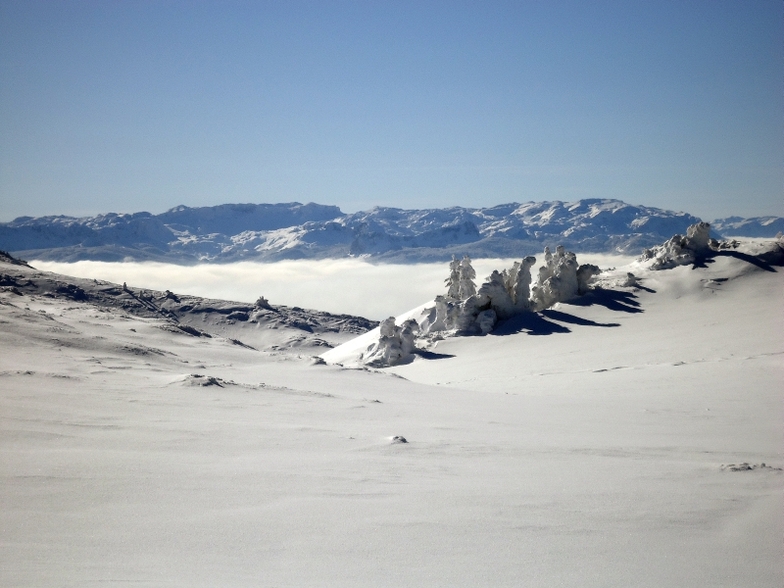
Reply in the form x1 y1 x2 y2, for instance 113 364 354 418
362 317 420 367
475 309 497 335
620 272 639 288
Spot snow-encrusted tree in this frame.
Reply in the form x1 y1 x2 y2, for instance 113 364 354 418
476 270 514 320
445 256 461 300
504 255 536 310
457 255 477 300
531 246 580 310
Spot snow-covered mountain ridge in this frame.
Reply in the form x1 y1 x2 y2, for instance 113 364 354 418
2 199 781 263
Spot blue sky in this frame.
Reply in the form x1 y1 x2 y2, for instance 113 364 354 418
1 0 782 222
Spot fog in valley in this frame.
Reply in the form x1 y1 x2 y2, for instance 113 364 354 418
32 254 636 320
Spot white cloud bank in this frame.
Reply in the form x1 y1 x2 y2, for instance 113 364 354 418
32 254 635 320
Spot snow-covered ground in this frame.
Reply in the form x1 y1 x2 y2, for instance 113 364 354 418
1 242 782 587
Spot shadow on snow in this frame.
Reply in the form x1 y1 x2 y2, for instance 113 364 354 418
490 287 641 337
567 288 646 313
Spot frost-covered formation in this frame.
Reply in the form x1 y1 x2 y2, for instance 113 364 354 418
421 248 599 336
361 317 420 367
526 246 600 310
445 255 477 300
359 247 600 366
640 222 716 269
530 246 579 310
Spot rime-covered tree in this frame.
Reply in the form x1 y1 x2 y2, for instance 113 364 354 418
511 256 536 310
457 255 477 299
445 256 461 300
477 270 514 319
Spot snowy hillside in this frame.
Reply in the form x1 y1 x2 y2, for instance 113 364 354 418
5 198 773 263
1 233 782 587
0 250 376 353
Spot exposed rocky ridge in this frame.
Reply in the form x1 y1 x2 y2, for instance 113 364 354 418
0 252 377 351
2 199 781 263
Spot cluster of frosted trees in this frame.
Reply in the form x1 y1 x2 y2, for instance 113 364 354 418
363 222 724 366
420 247 599 336
363 246 600 366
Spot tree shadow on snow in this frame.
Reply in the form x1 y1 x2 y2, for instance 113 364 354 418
491 311 572 336
711 250 779 272
491 288 636 337
414 349 456 360
566 288 645 314
540 309 620 328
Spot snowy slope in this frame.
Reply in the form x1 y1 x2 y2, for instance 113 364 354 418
1 241 782 587
0 251 376 352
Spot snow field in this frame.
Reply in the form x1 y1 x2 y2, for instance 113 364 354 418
1 247 782 586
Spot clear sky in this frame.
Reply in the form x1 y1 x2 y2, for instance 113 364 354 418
1 0 782 222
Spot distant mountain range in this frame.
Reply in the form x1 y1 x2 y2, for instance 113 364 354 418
1 200 781 263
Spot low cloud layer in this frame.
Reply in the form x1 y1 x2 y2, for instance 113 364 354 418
32 255 635 320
